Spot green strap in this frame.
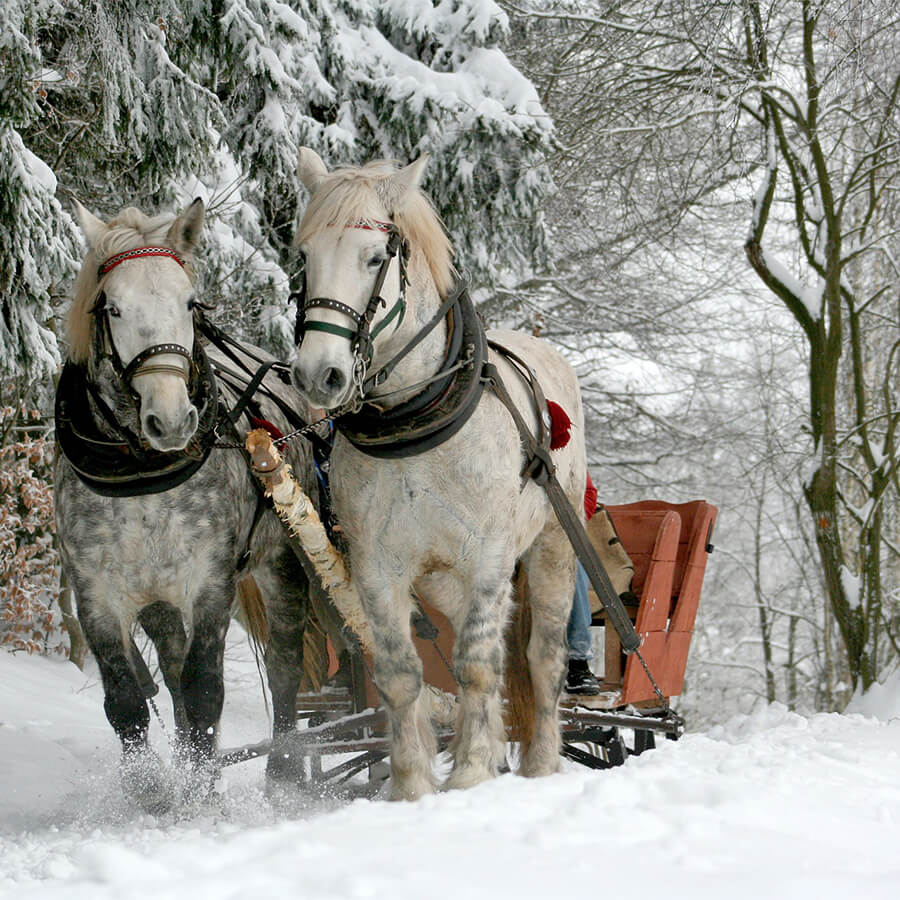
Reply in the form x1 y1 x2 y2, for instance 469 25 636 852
304 320 358 341
370 295 406 342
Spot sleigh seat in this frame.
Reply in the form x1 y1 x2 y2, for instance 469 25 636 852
584 500 718 707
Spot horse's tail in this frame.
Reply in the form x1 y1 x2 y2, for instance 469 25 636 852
235 574 269 653
505 565 535 752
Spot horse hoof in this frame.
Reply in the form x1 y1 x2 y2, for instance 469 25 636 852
265 753 306 785
265 732 309 784
120 749 173 814
389 772 436 801
442 764 494 792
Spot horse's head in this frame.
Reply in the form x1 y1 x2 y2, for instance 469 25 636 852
70 199 206 452
290 148 451 411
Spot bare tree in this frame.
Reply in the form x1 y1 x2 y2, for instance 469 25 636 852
503 0 900 696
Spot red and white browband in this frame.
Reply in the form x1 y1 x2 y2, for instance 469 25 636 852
98 246 186 277
352 219 394 233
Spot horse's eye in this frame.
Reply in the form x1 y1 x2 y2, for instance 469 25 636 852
107 304 121 318
187 297 196 311
368 254 385 268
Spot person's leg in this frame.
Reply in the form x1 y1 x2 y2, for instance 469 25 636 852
566 562 593 660
566 563 602 694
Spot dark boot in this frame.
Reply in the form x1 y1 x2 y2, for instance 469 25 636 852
565 658 602 695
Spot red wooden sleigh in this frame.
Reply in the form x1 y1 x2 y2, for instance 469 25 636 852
588 500 718 707
223 498 718 779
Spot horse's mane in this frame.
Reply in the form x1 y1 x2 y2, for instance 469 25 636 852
67 207 196 364
296 161 455 299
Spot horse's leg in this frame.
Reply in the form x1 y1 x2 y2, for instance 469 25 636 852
364 582 436 801
517 530 575 777
137 601 189 738
181 584 232 764
77 596 174 810
256 550 311 783
444 568 512 790
80 606 150 751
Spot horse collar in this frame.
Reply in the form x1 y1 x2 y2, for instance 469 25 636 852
336 279 488 458
55 342 220 497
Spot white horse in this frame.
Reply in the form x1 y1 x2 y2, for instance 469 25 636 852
291 149 586 800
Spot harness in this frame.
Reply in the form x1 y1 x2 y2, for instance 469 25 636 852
293 222 409 394
300 221 652 681
55 245 316 497
90 247 198 389
55 348 220 497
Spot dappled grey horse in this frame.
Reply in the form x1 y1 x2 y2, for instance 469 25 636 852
55 200 317 808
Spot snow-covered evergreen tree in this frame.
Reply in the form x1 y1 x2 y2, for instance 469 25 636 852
0 1 78 384
325 0 554 281
2 0 553 376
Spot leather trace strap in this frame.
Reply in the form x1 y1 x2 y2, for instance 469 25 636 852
482 351 643 658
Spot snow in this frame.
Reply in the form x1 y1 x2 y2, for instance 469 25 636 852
760 247 824 321
2 641 900 899
840 564 861 610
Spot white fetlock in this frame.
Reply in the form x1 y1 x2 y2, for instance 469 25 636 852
389 770 436 801
443 762 494 791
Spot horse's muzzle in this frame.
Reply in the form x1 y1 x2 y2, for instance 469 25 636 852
290 358 349 410
141 404 199 452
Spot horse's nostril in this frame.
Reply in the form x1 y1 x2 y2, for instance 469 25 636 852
181 407 199 436
324 367 346 392
145 414 165 439
291 362 310 394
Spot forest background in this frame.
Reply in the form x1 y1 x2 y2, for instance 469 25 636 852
2 0 898 728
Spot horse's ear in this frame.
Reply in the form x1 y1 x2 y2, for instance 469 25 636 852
297 147 328 193
167 198 205 254
74 199 108 250
382 155 430 214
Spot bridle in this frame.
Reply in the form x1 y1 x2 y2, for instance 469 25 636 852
292 221 409 396
292 219 465 407
90 246 200 395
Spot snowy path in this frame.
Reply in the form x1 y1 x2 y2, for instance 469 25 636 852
2 644 899 900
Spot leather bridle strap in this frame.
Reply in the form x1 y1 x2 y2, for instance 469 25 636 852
94 246 194 388
121 342 194 384
302 226 406 355
98 246 186 277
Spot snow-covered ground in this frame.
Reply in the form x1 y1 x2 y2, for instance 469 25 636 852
2 636 899 900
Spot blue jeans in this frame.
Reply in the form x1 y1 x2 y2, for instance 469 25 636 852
567 562 593 661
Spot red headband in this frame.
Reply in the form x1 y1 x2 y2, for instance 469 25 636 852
352 219 393 232
98 246 186 277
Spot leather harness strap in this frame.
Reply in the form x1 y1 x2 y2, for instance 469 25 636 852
482 345 642 657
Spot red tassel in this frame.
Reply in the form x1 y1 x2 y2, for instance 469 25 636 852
250 416 285 440
584 473 598 520
547 400 571 450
